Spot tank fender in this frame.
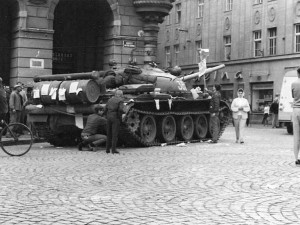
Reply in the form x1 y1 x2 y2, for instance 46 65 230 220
27 114 48 123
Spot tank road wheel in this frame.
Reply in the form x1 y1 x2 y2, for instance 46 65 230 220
139 115 157 144
177 115 194 141
158 115 176 143
194 115 208 139
126 111 140 133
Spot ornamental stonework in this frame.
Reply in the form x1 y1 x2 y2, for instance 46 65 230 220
254 11 260 25
268 7 276 22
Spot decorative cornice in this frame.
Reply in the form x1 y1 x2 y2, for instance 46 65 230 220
133 0 173 17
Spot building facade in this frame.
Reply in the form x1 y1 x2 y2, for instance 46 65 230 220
0 0 174 87
157 0 300 117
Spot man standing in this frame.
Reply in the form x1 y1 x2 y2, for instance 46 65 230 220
104 90 125 154
0 77 8 129
78 104 107 151
270 98 279 128
16 82 27 124
291 67 300 166
9 84 23 124
206 84 221 143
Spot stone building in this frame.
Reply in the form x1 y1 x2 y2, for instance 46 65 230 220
0 0 174 87
157 0 300 118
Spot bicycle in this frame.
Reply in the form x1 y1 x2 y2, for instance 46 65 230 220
0 120 33 156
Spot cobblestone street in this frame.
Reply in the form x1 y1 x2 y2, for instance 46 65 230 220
0 125 298 225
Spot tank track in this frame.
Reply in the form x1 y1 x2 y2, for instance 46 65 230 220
34 123 80 146
119 106 231 147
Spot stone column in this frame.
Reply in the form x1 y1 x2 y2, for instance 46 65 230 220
133 0 173 64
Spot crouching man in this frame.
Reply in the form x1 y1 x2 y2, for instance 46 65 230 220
78 104 107 151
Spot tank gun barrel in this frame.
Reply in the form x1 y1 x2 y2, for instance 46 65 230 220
33 71 100 82
181 64 225 82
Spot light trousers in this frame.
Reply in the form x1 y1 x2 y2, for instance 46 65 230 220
292 108 300 159
234 115 247 142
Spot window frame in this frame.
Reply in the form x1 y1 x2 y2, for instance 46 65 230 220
175 3 182 24
165 46 171 67
225 0 233 11
268 27 277 55
254 30 262 57
224 36 231 60
174 44 180 66
197 0 204 18
295 24 300 53
254 0 263 4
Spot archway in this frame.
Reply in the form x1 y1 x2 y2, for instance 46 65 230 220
52 0 113 74
0 0 18 85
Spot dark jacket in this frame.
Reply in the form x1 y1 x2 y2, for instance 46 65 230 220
82 114 107 135
270 101 279 114
0 87 8 114
104 96 124 120
208 90 221 113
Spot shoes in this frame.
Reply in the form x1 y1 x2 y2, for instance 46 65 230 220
240 141 244 144
295 159 300 166
209 140 217 144
235 139 239 143
106 150 110 154
112 150 120 154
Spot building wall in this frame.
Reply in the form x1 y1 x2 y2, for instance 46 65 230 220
157 0 300 116
0 0 146 87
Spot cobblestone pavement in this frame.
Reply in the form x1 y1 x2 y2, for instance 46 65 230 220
0 125 299 225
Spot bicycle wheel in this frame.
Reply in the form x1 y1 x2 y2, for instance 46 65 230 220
0 123 33 156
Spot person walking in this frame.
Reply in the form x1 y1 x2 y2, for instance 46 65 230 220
78 104 107 151
291 67 300 166
0 77 8 130
261 103 270 126
205 84 221 143
231 88 250 144
104 90 125 154
8 84 23 136
270 98 279 128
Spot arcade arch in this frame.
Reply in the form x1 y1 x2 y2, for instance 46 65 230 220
0 0 19 85
52 0 113 74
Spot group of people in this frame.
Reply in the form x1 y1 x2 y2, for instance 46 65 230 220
78 90 125 154
261 99 279 128
0 78 29 133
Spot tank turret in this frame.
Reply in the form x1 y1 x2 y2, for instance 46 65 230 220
26 63 231 147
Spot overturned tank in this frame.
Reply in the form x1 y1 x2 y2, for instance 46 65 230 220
26 64 231 147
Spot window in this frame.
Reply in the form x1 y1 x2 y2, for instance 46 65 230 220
174 45 180 65
268 28 277 55
295 24 300 52
197 0 204 18
175 3 181 23
196 40 202 62
225 0 232 11
165 14 171 25
224 36 231 60
251 83 273 112
254 31 262 57
254 0 263 4
165 47 171 67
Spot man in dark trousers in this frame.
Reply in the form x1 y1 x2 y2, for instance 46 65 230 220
270 98 279 128
78 104 107 151
206 84 221 143
0 77 8 130
104 90 125 154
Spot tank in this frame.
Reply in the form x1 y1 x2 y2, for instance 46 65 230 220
26 64 231 147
